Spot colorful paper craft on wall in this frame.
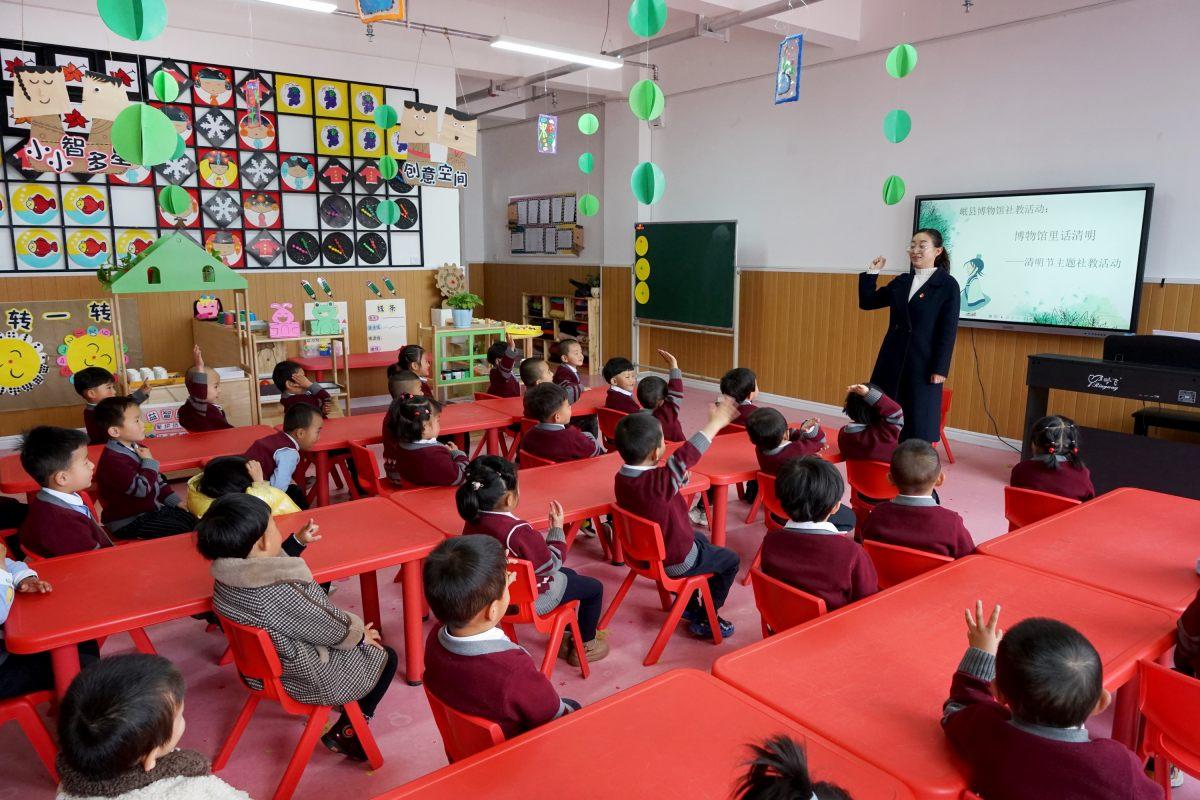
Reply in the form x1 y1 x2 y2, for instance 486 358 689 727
774 33 803 104
356 0 405 23
536 114 558 155
269 301 300 338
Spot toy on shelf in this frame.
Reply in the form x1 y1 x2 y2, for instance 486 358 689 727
269 302 301 338
194 294 223 320
306 301 342 335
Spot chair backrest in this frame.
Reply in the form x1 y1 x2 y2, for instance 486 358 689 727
79 490 101 519
348 441 386 496
845 459 897 502
862 539 953 590
756 472 786 529
940 388 954 418
608 506 668 577
1003 485 1080 531
748 566 826 635
424 686 505 763
519 417 538 435
596 407 627 442
473 392 501 401
501 559 539 625
518 450 556 469
1138 658 1200 776
214 612 307 713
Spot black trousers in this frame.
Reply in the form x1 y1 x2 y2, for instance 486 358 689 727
355 645 398 718
0 640 99 700
558 567 603 641
673 533 739 613
112 506 198 540
285 484 310 510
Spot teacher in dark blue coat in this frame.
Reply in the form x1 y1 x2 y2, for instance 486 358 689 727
858 228 960 443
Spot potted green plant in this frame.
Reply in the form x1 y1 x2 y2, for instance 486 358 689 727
587 273 600 298
446 291 483 327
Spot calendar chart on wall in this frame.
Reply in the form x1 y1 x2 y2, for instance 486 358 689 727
1 38 425 273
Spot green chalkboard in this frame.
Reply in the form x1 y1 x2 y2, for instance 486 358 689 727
633 221 737 329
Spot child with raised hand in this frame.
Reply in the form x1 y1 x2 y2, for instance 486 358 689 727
637 349 686 442
456 456 608 666
1011 415 1096 502
75 366 149 445
837 383 904 463
602 356 640 414
198 493 394 761
942 602 1162 799
382 393 468 487
178 345 233 432
56 653 250 800
485 341 522 398
422 535 581 736
520 382 604 463
186 455 301 518
273 360 334 417
733 735 854 800
244 403 323 509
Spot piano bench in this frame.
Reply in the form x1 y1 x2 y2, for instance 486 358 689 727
1131 407 1200 437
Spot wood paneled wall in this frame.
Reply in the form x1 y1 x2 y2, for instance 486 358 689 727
601 266 632 363
468 262 596 324
0 269 440 436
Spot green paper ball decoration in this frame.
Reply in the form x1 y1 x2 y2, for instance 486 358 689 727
882 175 906 206
170 135 186 161
151 70 179 103
578 193 600 217
377 199 401 226
886 43 918 78
628 79 665 122
628 0 668 38
578 152 595 174
112 102 180 167
157 185 191 217
97 0 168 42
373 104 399 130
378 155 399 180
883 109 912 144
630 161 665 205
577 113 600 135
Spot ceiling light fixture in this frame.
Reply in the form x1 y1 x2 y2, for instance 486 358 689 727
253 0 338 13
489 36 623 70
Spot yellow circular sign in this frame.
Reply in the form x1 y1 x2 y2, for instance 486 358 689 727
634 235 648 256
635 257 650 280
635 281 650 304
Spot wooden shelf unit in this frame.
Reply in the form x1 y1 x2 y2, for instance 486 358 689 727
521 293 601 369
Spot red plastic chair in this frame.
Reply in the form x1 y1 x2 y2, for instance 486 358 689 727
212 614 383 800
1138 658 1200 797
845 460 897 539
596 406 627 447
517 450 556 469
499 559 588 678
598 506 724 666
348 441 396 498
424 686 505 763
934 388 955 464
740 472 784 586
0 690 58 783
473 392 501 401
1003 485 1081 531
861 539 953 590
748 566 826 637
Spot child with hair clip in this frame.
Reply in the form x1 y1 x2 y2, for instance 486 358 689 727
456 456 608 666
393 344 433 398
485 342 522 398
837 383 905 463
733 735 854 800
382 394 468 487
1011 415 1095 502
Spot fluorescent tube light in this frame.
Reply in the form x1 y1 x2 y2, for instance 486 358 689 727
489 36 623 70
253 0 338 13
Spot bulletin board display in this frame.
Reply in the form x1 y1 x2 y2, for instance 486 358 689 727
506 192 584 256
1 38 425 274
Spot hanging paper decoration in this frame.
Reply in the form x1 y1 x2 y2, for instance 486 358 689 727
628 79 664 121
373 104 399 130
882 175 906 206
578 113 599 135
152 71 179 103
356 0 405 23
536 114 558 155
628 0 668 38
774 34 803 105
97 0 168 42
578 153 595 174
158 185 192 217
578 194 600 217
376 199 401 226
378 155 399 180
886 44 918 78
112 102 179 166
630 161 665 205
437 108 478 157
883 109 912 143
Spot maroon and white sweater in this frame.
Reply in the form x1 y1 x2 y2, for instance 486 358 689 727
755 427 827 475
1010 457 1096 502
486 346 521 398
462 512 567 614
19 490 113 557
761 520 878 611
651 368 686 442
83 386 148 445
280 383 331 417
614 432 709 571
553 363 583 403
837 388 904 463
604 387 641 415
520 423 603 463
96 440 184 531
383 438 468 487
860 495 976 558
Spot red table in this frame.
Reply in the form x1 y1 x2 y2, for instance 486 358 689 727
691 427 841 547
374 669 915 799
712 556 1176 799
294 351 397 382
979 487 1200 614
474 386 608 422
302 404 514 506
0 425 276 495
4 498 442 695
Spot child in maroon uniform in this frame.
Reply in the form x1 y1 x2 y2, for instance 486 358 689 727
457 456 607 666
1011 415 1096 502
520 383 603 463
613 398 741 640
244 404 324 509
762 456 877 611
485 342 521 398
520 357 552 390
393 344 433 398
387 369 422 400
74 366 149 445
720 367 759 426
602 357 640 415
18 426 111 557
178 345 233 432
382 394 468 487
552 338 585 403
837 383 904 463
273 360 333 417
943 604 1162 800
637 349 685 442
422 535 580 737
862 439 975 558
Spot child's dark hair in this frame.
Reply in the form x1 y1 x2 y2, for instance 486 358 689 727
283 402 320 434
746 408 788 450
388 369 421 399
456 456 517 523
423 535 508 629
524 382 568 423
602 356 635 383
777 456 842 523
73 366 116 398
996 617 1102 728
554 338 580 363
1029 415 1085 469
271 360 302 394
195 493 271 560
636 375 667 409
842 384 882 425
197 456 253 499
615 412 663 464
58 653 185 781
387 393 441 442
519 357 548 387
721 367 757 404
486 341 510 367
20 425 88 485
890 438 940 494
396 344 425 373
733 735 854 800
94 395 139 436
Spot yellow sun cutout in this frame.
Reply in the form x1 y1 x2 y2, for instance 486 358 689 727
0 331 48 395
57 326 126 378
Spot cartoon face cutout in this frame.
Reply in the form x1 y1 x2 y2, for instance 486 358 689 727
396 101 438 144
436 107 478 156
12 66 71 118
0 332 48 396
59 327 121 375
81 71 129 122
195 68 233 106
281 155 316 191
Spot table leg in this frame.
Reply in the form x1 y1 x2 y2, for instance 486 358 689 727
359 571 381 633
314 451 330 507
400 560 425 685
51 646 82 700
486 427 500 455
711 486 729 547
1111 678 1139 748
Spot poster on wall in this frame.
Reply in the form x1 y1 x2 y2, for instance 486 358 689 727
1 38 425 274
365 298 407 352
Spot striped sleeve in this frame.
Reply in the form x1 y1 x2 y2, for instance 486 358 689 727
666 432 710 492
866 387 904 431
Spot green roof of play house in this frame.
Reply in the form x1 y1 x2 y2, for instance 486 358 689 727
105 233 248 294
